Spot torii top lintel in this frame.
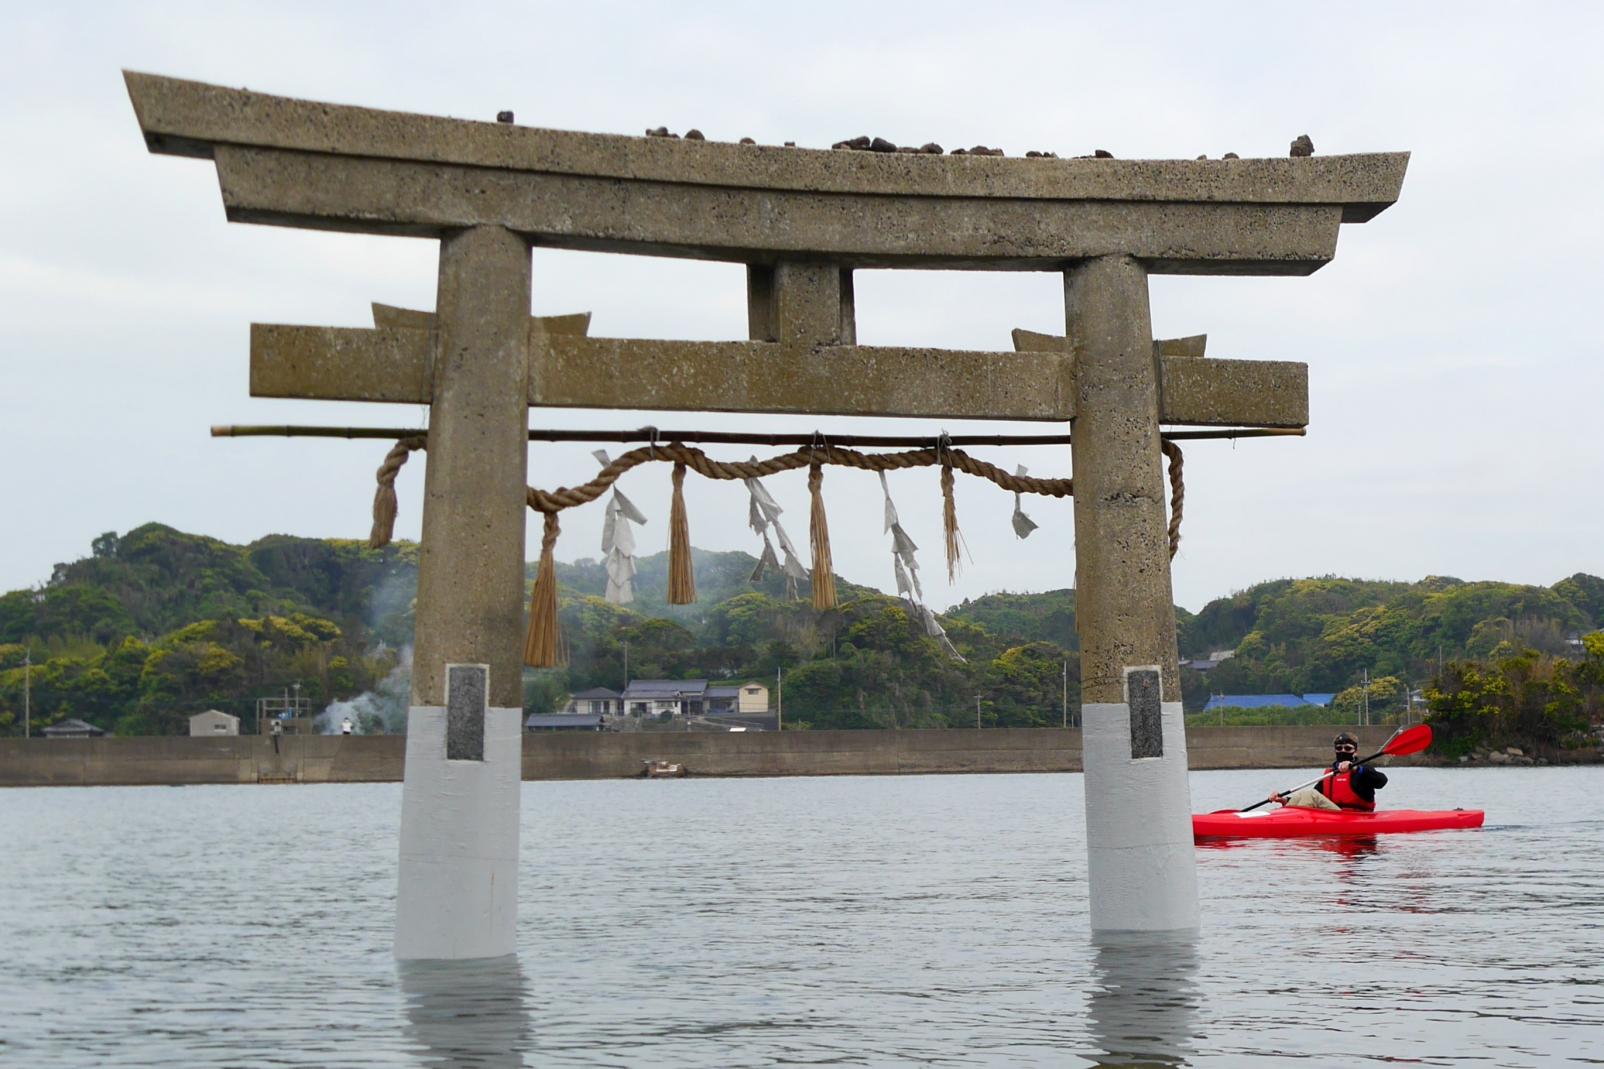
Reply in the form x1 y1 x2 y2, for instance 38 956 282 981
125 71 1406 275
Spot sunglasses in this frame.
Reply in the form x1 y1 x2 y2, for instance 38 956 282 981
1335 745 1357 753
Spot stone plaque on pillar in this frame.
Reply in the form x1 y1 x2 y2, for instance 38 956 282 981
446 664 488 762
1125 667 1163 760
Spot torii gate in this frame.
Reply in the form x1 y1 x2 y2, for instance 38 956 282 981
125 71 1406 959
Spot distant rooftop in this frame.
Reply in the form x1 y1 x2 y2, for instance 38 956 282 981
1201 693 1336 711
623 679 708 699
41 718 105 737
525 713 605 730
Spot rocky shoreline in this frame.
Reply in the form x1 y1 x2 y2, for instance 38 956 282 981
1432 744 1603 768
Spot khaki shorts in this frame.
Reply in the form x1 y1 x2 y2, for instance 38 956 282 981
1283 787 1340 811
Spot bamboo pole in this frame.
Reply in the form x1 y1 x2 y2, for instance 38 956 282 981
211 424 1306 446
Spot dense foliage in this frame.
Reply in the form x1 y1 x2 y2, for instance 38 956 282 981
3 524 1601 746
529 581 1079 731
0 525 410 735
1423 634 1604 756
1184 575 1601 693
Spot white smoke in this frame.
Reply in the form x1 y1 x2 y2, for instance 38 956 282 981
317 646 412 735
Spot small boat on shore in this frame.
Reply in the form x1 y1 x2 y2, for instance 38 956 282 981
1193 807 1484 840
641 760 687 779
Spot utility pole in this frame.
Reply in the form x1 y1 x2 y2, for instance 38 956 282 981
976 694 981 730
1062 660 1069 729
1361 668 1369 727
22 646 31 739
623 640 629 690
776 667 783 732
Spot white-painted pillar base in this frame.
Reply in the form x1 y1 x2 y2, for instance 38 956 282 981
395 698 523 960
1082 687 1199 932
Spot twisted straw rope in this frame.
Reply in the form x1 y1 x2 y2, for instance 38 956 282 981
523 441 1073 512
1161 438 1184 559
366 435 428 548
369 436 1186 560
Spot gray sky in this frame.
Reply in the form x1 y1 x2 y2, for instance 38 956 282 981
2 2 1599 613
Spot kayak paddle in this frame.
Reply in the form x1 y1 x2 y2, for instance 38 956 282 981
1236 723 1434 813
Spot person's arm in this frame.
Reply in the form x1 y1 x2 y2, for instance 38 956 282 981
1353 764 1388 789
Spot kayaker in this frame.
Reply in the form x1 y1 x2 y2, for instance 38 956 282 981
1269 732 1389 811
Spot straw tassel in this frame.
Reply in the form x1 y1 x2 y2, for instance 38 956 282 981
1162 438 1184 560
523 510 564 667
369 485 398 550
368 436 423 549
668 461 696 604
808 462 837 610
941 461 964 582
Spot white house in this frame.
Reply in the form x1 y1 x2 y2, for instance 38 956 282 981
564 687 622 716
737 682 770 715
189 709 240 736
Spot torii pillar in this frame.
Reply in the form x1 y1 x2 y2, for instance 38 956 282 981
1067 256 1196 931
393 226 532 960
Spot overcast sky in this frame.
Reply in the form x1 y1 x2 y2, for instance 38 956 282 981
2 2 1599 613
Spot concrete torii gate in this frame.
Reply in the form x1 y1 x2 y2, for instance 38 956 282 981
125 71 1406 959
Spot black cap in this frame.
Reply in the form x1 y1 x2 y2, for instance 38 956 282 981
1333 731 1358 747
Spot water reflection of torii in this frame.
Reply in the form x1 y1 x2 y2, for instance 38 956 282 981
400 958 530 1069
1086 935 1200 1068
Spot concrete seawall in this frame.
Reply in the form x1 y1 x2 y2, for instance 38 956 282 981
0 726 1411 787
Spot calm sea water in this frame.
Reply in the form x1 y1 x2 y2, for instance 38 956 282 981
1 766 1601 1068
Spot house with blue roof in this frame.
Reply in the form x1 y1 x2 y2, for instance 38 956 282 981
1201 693 1336 712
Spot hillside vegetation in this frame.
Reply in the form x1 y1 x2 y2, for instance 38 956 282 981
3 525 1602 749
0 526 414 735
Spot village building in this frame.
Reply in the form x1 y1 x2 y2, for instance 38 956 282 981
189 709 240 736
564 687 622 717
40 718 105 739
1200 693 1336 713
621 679 708 719
703 683 776 731
524 713 607 732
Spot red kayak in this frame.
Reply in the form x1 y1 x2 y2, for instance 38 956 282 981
1193 807 1485 840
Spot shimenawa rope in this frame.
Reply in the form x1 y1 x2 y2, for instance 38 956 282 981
364 435 1186 667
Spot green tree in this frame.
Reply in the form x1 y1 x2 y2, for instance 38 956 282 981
983 642 1075 726
1330 674 1404 724
1426 644 1598 754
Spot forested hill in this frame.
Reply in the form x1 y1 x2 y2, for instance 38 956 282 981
0 525 420 736
1178 573 1604 694
1 522 1602 737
